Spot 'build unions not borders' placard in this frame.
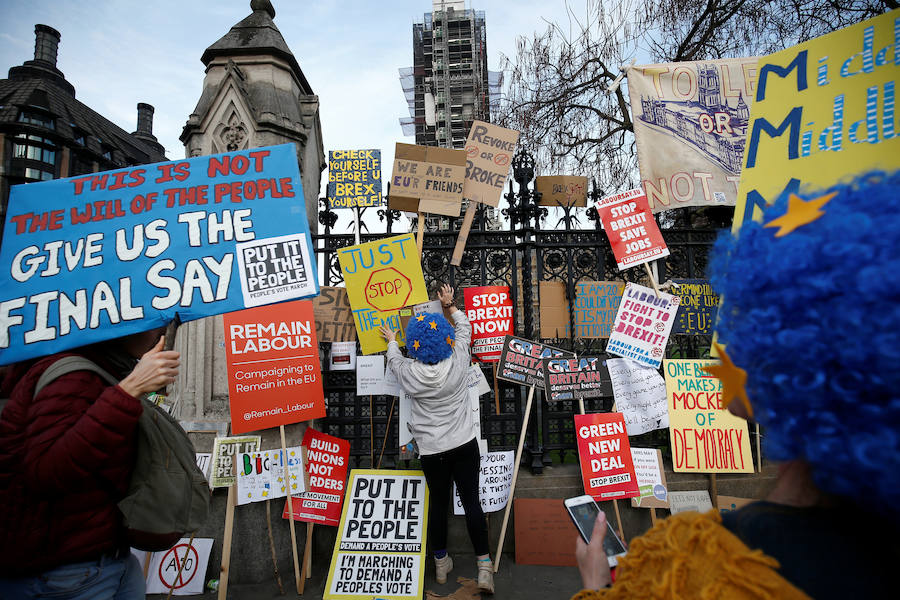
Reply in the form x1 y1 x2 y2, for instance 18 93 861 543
325 469 428 600
0 143 318 365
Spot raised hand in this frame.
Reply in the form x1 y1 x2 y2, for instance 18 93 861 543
119 336 181 398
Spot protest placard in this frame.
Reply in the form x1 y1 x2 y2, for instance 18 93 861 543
542 356 612 402
629 448 669 509
210 436 260 488
596 188 669 271
668 490 713 514
338 233 429 354
313 287 357 342
356 355 385 395
464 285 513 361
626 58 759 212
462 121 520 208
324 470 428 600
575 413 640 500
732 11 900 232
664 359 753 473
671 279 719 335
535 175 588 207
0 144 318 366
328 341 357 371
466 363 492 397
497 335 574 388
452 450 515 514
223 299 325 434
606 283 679 369
513 499 579 567
389 144 466 217
195 453 212 482
236 446 305 505
141 537 213 595
387 144 425 213
284 428 350 527
574 281 624 339
539 280 570 338
607 358 669 435
327 149 382 208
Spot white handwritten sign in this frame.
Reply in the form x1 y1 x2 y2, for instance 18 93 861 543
607 358 668 435
668 490 713 514
356 355 385 395
453 451 515 514
236 446 306 505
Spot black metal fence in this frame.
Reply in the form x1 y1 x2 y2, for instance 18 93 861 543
315 151 728 473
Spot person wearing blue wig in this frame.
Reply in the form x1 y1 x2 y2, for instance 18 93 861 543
571 171 899 599
381 283 494 594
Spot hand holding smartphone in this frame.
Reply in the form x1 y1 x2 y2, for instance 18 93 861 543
564 495 627 567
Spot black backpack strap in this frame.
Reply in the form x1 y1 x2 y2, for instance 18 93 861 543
34 356 120 397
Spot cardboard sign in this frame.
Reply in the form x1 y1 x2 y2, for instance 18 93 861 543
668 490 713 514
466 363 492 397
329 341 357 371
223 300 325 434
497 335 574 387
535 175 588 207
626 58 759 212
390 144 466 216
284 428 350 527
513 498 579 567
356 355 385 395
452 450 515 515
338 233 429 354
607 358 669 435
606 283 679 369
236 446 305 505
733 11 900 232
327 149 382 208
464 285 513 361
575 412 640 500
313 287 357 342
596 188 670 270
543 356 611 402
671 279 719 335
717 495 757 513
664 359 753 473
573 281 625 338
539 280 570 338
140 538 213 595
0 143 318 366
210 436 260 488
462 121 520 207
324 470 429 600
629 448 669 509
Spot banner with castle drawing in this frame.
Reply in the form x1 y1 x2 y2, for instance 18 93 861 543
626 58 759 213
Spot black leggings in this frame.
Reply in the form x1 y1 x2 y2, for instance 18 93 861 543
419 437 489 556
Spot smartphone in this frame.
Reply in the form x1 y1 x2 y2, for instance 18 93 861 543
564 495 628 567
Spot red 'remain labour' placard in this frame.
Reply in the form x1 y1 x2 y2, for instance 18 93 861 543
595 188 669 270
464 286 513 361
284 428 349 526
575 412 640 500
224 300 326 434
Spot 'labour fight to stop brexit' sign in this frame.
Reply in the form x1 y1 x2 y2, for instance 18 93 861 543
464 286 513 362
595 188 669 270
575 412 640 500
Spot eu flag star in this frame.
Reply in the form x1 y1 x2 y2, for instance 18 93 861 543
412 340 420 350
763 191 837 237
703 344 753 418
416 315 425 322
446 335 454 347
429 320 438 330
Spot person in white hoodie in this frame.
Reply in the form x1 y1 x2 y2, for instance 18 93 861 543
380 283 494 594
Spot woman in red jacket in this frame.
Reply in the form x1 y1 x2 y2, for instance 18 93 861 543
0 328 179 599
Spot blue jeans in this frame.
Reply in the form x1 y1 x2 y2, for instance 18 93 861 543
0 553 144 599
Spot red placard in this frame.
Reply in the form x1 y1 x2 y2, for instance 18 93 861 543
595 188 669 270
283 428 349 527
575 413 640 500
223 300 326 434
464 286 514 361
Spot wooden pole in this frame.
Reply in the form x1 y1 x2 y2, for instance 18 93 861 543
218 485 236 600
709 474 718 509
167 532 196 600
493 385 535 573
755 423 762 472
492 363 500 415
377 397 397 469
650 508 658 525
451 207 477 266
280 425 302 594
265 500 285 595
300 522 314 584
142 552 152 581
369 395 375 467
643 262 661 297
416 212 426 257
353 206 361 245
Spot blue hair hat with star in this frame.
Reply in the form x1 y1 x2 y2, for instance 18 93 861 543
405 312 455 364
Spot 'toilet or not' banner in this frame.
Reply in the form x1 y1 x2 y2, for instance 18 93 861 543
327 149 382 209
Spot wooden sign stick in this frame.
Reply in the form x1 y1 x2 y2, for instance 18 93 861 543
353 206 361 245
416 212 426 257
377 397 397 469
280 425 302 594
493 363 500 415
369 395 375 466
218 485 236 600
493 385 535 573
756 423 762 472
166 531 196 600
300 522 314 584
265 500 285 595
643 263 661 298
650 508 658 525
451 207 477 266
709 473 719 509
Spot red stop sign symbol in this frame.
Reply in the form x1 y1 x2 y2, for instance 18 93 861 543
466 145 479 158
494 153 510 166
159 543 199 590
365 267 413 311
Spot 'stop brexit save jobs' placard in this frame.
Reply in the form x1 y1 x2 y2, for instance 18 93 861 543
0 144 318 365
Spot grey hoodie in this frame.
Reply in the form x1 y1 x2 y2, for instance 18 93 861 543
386 310 475 456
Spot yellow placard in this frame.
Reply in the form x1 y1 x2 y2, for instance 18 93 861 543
734 10 900 231
324 469 429 600
664 359 753 473
337 234 428 355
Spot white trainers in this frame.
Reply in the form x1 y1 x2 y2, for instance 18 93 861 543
435 555 453 584
477 560 494 594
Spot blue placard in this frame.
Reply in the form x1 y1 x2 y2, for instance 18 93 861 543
671 279 719 335
326 149 382 208
0 143 319 365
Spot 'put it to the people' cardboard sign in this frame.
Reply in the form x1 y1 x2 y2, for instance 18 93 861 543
464 285 513 362
223 299 326 434
595 188 669 270
575 412 640 500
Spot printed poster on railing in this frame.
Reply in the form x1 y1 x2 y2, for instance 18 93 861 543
464 285 513 361
596 189 669 271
